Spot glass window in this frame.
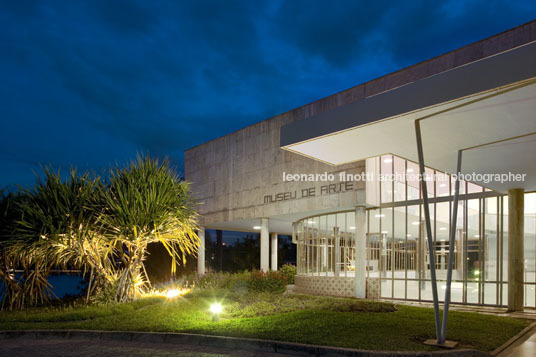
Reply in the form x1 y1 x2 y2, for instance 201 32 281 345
467 199 481 304
368 209 381 279
381 155 393 203
485 197 498 282
407 205 420 282
468 182 483 194
503 196 508 283
292 154 508 307
381 208 393 280
436 172 450 197
407 161 420 200
393 156 406 202
436 202 450 281
525 193 536 307
424 168 435 198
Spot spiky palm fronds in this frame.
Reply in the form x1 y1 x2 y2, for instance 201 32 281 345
100 155 199 301
0 157 200 308
0 169 113 309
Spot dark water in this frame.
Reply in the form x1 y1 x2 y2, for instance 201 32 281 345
47 274 87 298
1 274 86 300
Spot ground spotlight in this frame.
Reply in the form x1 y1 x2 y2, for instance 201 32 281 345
210 303 223 321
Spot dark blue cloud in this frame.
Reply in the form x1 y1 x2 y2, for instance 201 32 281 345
0 1 535 189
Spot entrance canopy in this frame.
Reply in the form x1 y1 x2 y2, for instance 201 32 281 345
280 42 536 193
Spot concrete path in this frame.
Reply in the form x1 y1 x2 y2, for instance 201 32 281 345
0 337 295 357
497 326 536 356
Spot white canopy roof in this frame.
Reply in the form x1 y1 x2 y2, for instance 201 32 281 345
281 42 536 193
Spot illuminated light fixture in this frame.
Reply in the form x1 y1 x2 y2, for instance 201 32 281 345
210 303 223 314
381 231 388 234
383 158 392 163
164 287 191 300
406 234 412 237
474 270 480 276
411 221 420 225
474 235 480 238
253 226 261 230
440 227 447 231
307 220 315 224
166 289 182 299
375 214 385 218
210 303 223 321
349 226 356 230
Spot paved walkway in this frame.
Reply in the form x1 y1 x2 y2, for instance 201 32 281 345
497 327 536 356
0 337 296 357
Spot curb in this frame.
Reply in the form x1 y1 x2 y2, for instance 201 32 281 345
490 321 536 356
0 330 489 357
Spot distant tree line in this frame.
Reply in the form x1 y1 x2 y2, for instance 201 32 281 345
203 231 296 272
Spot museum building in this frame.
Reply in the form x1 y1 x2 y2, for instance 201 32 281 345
185 21 536 310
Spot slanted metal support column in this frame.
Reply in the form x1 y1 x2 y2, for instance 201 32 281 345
440 150 462 344
415 120 442 343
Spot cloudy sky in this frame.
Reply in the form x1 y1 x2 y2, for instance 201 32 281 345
1 1 535 189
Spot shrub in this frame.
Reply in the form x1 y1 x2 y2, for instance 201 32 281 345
278 264 297 284
247 270 287 293
187 269 293 294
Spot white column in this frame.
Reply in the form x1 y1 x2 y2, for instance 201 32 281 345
260 218 269 272
271 233 278 271
355 206 367 299
197 227 205 275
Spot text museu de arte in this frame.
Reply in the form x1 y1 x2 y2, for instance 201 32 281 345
263 181 354 204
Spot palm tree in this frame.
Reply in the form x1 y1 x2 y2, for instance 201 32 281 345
99 155 199 302
0 169 112 309
0 156 200 309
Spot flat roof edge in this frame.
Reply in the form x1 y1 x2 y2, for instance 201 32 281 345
185 20 536 153
280 41 536 148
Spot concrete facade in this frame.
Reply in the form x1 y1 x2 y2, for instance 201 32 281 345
184 21 535 307
184 20 535 232
184 117 366 232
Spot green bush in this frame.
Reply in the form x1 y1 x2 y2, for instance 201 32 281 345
188 269 293 294
246 270 287 293
222 292 396 318
278 264 297 284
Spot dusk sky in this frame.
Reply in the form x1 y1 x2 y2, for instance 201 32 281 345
1 1 535 189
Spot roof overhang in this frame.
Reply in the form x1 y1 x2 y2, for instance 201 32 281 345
280 42 536 193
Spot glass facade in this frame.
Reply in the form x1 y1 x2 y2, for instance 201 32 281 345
295 154 536 307
295 212 356 277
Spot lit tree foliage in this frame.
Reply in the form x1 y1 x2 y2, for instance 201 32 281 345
0 156 199 309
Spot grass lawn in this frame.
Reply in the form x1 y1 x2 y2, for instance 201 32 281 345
0 289 530 352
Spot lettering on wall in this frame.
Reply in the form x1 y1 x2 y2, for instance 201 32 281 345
263 182 354 204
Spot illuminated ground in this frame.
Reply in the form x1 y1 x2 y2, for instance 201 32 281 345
0 291 530 352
